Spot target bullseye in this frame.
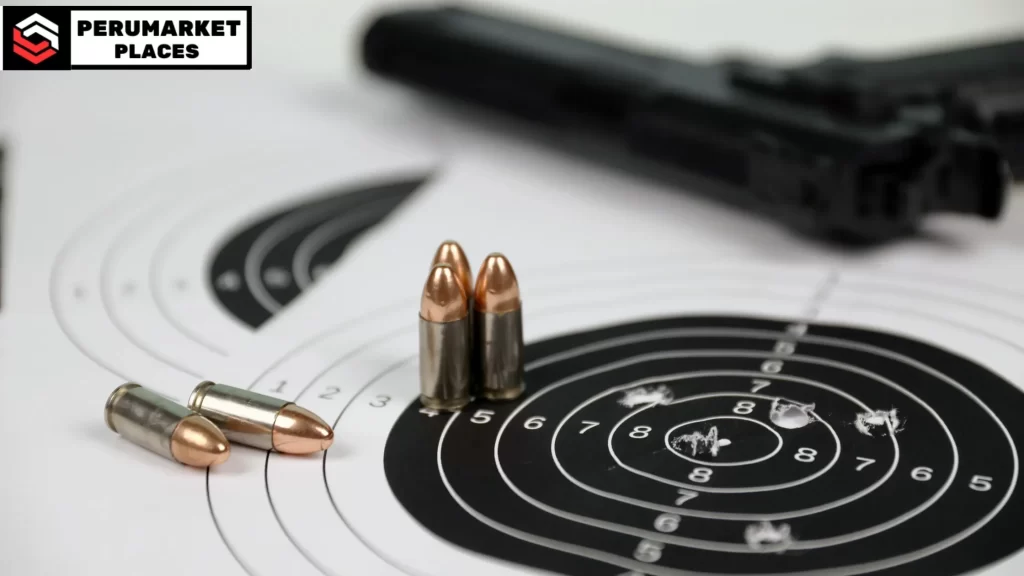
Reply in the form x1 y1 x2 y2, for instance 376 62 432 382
607 388 842 493
664 416 783 466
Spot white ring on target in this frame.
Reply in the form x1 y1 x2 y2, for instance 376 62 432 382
540 373 896 520
494 336 956 543
495 368 888 537
488 328 990 555
536 348 955 540
607 392 839 492
475 326 1007 571
662 415 784 467
537 363 899 517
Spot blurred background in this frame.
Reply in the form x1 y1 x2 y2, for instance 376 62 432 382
3 0 1024 269
10 0 1024 81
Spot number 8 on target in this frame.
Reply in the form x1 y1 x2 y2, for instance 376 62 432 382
689 467 713 483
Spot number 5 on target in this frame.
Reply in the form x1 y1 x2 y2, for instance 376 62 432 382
633 539 663 563
470 410 494 424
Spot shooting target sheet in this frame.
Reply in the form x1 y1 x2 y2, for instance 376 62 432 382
3 74 1024 576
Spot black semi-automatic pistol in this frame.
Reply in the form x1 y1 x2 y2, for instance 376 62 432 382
362 6 1023 241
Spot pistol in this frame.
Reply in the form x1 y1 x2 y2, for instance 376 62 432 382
361 6 1019 242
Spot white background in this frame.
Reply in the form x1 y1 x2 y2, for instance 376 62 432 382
70 9 249 66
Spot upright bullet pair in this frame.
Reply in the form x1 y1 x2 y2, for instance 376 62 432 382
419 240 525 411
106 381 334 468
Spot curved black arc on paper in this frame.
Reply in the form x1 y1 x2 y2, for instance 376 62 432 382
209 175 430 329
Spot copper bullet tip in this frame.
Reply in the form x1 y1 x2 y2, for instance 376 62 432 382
421 264 469 322
170 415 231 467
431 240 472 297
272 404 335 455
474 253 521 314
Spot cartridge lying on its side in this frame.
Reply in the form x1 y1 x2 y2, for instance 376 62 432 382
188 382 334 455
105 383 230 468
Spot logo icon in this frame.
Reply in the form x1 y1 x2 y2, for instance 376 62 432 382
12 13 59 65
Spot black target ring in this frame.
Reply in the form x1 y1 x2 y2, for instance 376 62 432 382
384 315 1024 575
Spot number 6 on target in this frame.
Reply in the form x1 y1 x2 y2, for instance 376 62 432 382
524 416 546 430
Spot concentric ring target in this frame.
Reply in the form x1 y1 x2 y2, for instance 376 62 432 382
384 315 1024 575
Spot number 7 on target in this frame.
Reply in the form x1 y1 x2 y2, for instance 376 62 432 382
676 488 698 505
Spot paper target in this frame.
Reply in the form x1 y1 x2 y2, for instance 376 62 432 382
209 176 424 329
21 71 1024 576
388 315 1018 575
202 260 1024 576
47 128 435 396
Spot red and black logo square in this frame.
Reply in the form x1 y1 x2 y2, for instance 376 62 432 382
3 6 72 70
